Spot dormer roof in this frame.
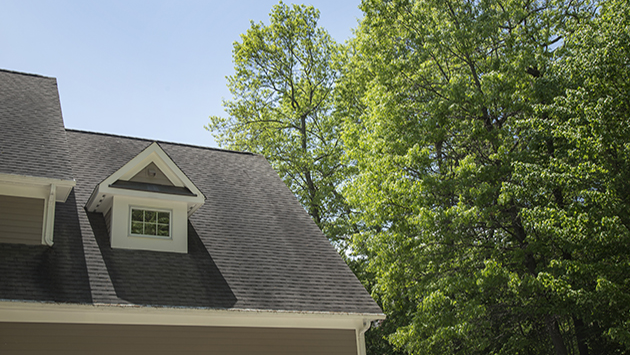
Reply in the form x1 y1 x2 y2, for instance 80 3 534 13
85 142 205 216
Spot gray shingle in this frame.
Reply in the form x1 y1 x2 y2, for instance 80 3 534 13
0 68 383 316
0 69 74 181
64 130 382 314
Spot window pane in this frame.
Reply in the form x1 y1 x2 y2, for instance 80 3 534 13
145 223 157 236
131 222 143 235
145 211 156 223
130 209 170 237
158 224 169 236
158 212 169 224
131 210 143 222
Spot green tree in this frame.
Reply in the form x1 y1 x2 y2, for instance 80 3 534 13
334 35 409 355
512 0 630 351
207 2 353 242
340 0 630 353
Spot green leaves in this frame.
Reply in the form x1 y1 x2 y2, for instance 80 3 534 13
341 0 630 353
208 1 630 353
207 2 354 243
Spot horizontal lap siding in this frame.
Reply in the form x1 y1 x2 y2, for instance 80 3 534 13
0 322 357 355
0 195 43 245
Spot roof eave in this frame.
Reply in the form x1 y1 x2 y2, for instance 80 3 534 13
0 172 76 202
0 300 385 330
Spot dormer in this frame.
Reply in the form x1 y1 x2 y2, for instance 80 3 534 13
86 143 205 253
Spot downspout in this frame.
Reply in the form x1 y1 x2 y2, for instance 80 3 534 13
43 184 56 246
356 319 372 355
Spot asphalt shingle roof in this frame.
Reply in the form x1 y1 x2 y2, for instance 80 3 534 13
0 69 383 315
0 69 74 181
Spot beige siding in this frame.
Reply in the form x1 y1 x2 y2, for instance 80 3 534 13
0 195 44 245
0 322 357 355
129 162 174 186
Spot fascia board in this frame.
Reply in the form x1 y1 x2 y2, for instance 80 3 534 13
151 143 205 200
187 203 203 217
0 301 386 330
0 173 75 202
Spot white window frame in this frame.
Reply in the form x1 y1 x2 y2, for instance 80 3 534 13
129 206 172 239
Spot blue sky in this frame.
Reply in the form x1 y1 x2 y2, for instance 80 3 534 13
1 1 363 148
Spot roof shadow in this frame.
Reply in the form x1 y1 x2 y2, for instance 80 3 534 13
88 212 236 308
0 191 92 303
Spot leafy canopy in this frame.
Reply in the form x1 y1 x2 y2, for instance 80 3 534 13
340 0 630 353
207 2 354 242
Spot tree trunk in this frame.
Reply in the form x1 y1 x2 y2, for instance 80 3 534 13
546 315 568 355
573 317 590 355
299 113 320 225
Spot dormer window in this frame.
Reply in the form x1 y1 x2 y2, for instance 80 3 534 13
130 207 171 238
85 142 205 253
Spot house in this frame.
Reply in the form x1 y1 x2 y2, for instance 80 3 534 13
0 69 384 354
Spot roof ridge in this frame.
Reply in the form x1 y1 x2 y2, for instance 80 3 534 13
65 128 260 157
0 68 55 79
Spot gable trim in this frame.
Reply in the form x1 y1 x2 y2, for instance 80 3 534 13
86 142 205 215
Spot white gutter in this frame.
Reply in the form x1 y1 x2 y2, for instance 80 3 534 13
0 301 385 331
356 319 372 355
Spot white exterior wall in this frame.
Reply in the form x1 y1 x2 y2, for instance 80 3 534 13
110 195 188 253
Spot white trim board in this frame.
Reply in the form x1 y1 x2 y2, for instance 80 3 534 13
0 173 75 202
0 301 385 330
